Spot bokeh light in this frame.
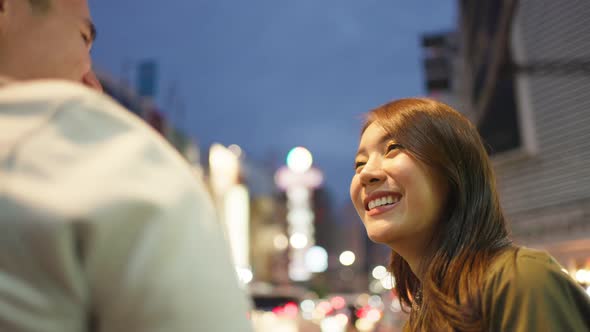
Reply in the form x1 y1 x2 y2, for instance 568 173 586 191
368 295 383 308
236 267 253 284
339 251 356 266
372 265 387 279
227 144 242 157
286 147 313 173
300 299 315 312
290 233 308 249
305 246 328 273
380 272 395 290
273 233 289 251
330 296 346 310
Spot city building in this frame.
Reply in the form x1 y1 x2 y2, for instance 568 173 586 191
424 1 590 281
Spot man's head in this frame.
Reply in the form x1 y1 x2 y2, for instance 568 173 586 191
0 0 101 90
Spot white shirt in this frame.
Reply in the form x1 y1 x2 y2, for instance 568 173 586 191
0 80 253 331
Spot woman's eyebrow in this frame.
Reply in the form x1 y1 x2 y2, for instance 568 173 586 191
355 134 392 158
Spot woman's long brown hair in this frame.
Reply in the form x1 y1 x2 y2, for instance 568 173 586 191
363 98 512 331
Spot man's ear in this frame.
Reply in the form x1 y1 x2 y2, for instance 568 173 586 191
82 70 104 93
0 0 15 29
0 0 7 32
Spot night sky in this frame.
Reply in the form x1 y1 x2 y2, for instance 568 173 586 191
89 0 456 207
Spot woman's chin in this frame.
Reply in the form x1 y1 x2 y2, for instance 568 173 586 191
366 229 396 246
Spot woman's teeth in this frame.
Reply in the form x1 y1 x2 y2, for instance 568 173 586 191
368 195 400 210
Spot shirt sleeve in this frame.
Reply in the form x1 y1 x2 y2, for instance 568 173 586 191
483 250 590 332
3 86 253 332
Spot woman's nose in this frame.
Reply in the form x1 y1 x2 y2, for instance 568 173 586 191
359 160 386 186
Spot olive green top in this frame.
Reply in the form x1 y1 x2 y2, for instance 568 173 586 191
482 247 590 331
404 247 590 331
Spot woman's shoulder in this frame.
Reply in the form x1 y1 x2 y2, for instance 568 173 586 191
491 246 563 273
481 246 590 331
484 246 571 291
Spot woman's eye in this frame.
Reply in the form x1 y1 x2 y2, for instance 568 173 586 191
386 143 402 153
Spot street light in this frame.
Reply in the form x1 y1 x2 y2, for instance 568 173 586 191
286 147 313 173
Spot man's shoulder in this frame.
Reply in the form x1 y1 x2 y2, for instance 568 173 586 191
0 79 99 103
0 78 130 123
0 79 150 145
0 79 138 123
0 80 211 224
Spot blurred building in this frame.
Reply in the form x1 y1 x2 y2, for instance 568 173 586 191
99 69 312 304
424 1 590 279
329 201 371 294
98 72 145 118
421 31 462 109
312 188 366 295
242 159 291 285
97 70 200 160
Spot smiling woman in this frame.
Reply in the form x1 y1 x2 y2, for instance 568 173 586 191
350 98 590 331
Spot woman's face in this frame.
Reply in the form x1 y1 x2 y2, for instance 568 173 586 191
350 122 449 249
